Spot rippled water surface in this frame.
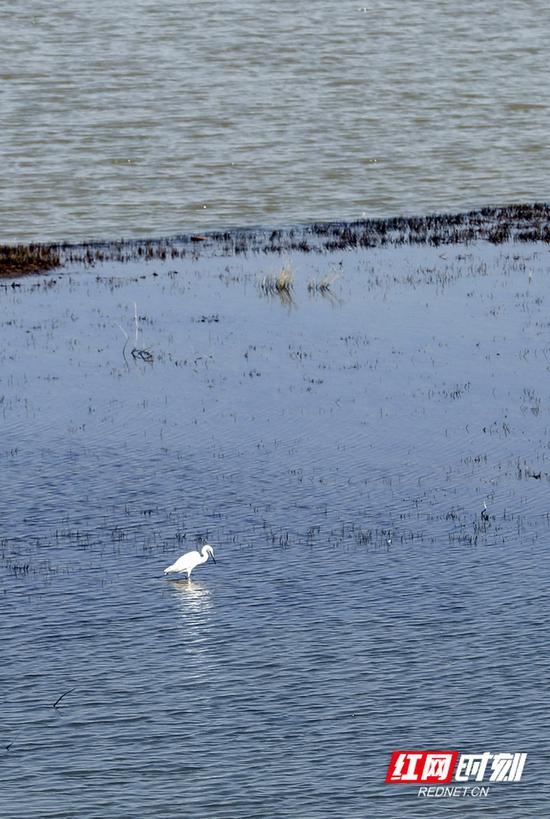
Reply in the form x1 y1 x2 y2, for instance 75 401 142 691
1 0 549 242
2 242 550 816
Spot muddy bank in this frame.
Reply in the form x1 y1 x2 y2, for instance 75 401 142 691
1 202 549 277
0 244 60 278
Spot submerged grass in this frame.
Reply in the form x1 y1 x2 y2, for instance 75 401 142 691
307 268 342 293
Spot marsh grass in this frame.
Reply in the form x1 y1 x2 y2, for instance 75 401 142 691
260 262 295 294
0 244 60 277
307 269 342 294
259 262 295 304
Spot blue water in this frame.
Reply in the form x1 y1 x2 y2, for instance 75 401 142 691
1 243 550 816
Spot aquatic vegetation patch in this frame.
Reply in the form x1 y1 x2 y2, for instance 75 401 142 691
0 244 60 277
307 268 342 293
2 203 550 278
259 262 295 305
260 262 295 295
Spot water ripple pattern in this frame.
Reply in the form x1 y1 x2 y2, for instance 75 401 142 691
1 242 550 815
1 0 549 242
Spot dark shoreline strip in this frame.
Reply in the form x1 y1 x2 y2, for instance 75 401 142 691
1 202 549 278
0 244 61 278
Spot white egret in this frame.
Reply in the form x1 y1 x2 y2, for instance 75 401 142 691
164 544 216 580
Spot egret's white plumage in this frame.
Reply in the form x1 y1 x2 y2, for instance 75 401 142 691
164 544 216 580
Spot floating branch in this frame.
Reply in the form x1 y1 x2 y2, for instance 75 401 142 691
53 688 75 709
6 731 20 752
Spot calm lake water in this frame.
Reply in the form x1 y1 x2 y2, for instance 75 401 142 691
2 0 550 243
2 241 550 815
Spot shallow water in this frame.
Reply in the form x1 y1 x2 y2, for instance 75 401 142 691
2 0 550 242
1 242 550 816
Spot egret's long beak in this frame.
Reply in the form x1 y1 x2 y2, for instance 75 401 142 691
211 554 216 564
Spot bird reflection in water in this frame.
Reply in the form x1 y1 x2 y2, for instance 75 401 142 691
166 580 215 686
166 578 213 618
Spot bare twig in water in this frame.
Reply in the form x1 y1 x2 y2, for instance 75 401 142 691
131 302 154 361
6 733 19 752
115 322 130 364
134 301 139 346
115 305 154 363
53 688 75 709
